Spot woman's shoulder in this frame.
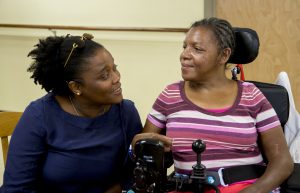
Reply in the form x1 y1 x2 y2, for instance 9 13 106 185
240 81 261 95
164 81 181 90
239 81 268 106
119 99 139 114
158 81 182 96
118 99 142 132
15 94 54 134
26 93 52 109
152 81 183 104
120 99 135 108
24 93 57 116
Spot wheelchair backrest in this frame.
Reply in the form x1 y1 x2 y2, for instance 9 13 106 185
229 27 289 129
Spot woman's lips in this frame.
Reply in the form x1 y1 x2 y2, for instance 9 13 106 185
181 64 194 71
113 87 122 95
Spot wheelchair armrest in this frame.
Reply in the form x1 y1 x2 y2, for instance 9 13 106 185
281 163 300 193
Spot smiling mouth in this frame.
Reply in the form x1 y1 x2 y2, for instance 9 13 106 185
181 62 194 66
181 64 194 70
113 87 122 95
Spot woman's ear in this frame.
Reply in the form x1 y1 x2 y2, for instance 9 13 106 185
220 48 232 64
67 81 82 96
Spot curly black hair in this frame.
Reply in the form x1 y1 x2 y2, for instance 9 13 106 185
190 17 235 59
27 34 104 96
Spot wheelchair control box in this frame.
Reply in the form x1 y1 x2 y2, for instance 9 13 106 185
132 139 166 193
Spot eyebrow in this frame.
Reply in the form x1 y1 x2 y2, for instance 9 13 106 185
97 63 116 74
98 66 108 74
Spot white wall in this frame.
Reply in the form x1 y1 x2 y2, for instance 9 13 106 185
0 0 204 185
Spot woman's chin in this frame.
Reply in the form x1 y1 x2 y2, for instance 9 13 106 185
114 95 124 104
181 74 195 81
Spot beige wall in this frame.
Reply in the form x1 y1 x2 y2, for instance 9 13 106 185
0 0 205 120
0 31 187 122
0 0 205 184
0 0 202 28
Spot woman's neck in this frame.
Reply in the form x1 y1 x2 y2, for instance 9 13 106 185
55 95 110 118
184 79 238 109
187 77 232 91
69 96 110 118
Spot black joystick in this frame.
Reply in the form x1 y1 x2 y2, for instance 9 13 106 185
192 140 206 152
190 140 207 193
190 140 219 193
192 140 206 165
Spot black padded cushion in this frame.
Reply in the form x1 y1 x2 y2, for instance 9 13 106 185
248 81 289 128
228 28 260 64
281 163 300 193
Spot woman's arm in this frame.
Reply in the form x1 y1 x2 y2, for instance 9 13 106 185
240 126 294 193
2 105 46 193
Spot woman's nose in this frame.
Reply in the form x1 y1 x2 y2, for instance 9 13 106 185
112 70 120 83
180 47 192 60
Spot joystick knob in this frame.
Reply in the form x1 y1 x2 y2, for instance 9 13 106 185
192 139 206 154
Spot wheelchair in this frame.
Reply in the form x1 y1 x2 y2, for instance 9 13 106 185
129 27 300 193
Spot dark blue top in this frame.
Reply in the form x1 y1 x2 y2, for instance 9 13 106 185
1 93 142 193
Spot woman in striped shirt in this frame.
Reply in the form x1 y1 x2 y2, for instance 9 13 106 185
132 17 293 193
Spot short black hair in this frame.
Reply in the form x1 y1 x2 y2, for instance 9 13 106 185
27 34 104 96
190 17 235 58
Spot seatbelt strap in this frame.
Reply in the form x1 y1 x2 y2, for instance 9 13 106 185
222 164 266 185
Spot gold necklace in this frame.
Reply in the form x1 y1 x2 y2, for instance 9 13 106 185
68 96 109 117
69 96 80 116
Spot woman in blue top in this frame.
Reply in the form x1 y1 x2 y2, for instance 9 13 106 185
1 33 142 193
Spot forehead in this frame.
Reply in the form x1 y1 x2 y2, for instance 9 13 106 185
184 26 216 44
85 48 114 70
93 48 113 63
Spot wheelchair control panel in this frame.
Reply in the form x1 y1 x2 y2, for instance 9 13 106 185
129 139 220 193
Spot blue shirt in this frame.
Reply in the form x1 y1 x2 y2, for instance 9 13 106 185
1 93 142 193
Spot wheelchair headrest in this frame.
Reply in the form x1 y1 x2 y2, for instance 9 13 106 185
228 27 260 64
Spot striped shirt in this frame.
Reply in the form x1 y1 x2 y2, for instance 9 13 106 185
148 81 280 174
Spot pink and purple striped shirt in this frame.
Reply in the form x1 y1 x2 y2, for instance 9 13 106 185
148 81 280 174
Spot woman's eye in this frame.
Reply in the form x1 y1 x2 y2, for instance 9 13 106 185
100 72 110 80
99 65 119 80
